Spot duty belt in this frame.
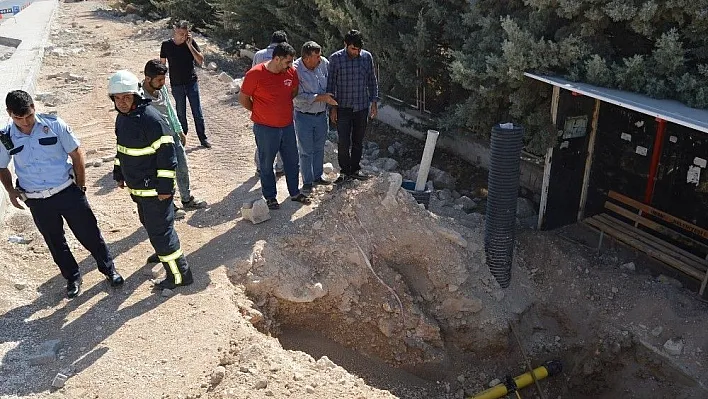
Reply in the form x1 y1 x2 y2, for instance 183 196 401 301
23 179 73 199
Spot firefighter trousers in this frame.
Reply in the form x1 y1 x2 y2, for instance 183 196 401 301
132 195 191 285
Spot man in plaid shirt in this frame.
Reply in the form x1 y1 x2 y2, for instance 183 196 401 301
327 29 379 182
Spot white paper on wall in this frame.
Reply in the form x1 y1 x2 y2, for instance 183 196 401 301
560 141 569 149
693 157 707 168
687 165 701 185
635 121 645 128
635 146 648 156
669 136 678 143
620 133 632 142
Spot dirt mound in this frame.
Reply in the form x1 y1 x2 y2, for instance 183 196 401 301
230 174 534 368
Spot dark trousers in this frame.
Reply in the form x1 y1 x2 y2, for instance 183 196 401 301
171 81 207 143
336 108 368 175
132 195 189 284
25 184 115 282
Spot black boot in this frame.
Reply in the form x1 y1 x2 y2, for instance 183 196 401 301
67 277 82 299
155 267 193 290
105 270 125 287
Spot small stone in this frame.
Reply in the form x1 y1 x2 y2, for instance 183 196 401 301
316 356 336 370
306 386 316 394
456 375 465 383
210 366 226 386
161 288 174 298
663 338 684 356
489 378 501 387
92 160 102 167
52 373 68 388
254 379 268 389
243 199 271 224
8 235 31 244
620 262 636 272
14 282 27 290
293 373 304 381
651 326 663 337
454 196 477 213
218 71 233 83
611 287 618 294
207 62 218 71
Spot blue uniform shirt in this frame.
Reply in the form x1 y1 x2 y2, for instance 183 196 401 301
293 56 329 114
0 114 80 192
252 43 276 67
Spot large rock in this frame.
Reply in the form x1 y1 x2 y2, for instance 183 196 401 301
408 165 457 190
241 199 271 224
516 197 537 219
373 157 399 172
454 196 477 213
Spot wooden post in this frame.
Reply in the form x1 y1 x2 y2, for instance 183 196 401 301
537 147 553 230
577 99 602 221
551 86 560 125
644 118 667 204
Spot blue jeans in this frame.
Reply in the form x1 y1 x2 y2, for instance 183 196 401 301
171 81 207 143
253 123 300 199
294 111 327 185
173 132 191 201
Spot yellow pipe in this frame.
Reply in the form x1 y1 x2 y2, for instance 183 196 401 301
469 361 561 399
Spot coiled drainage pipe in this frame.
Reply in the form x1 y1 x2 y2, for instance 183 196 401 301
484 123 524 288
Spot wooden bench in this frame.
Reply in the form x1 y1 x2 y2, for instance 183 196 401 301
584 190 708 296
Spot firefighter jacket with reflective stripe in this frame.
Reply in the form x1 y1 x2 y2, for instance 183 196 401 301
112 99 177 196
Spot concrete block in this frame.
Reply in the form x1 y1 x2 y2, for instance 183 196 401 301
51 373 68 388
218 71 233 83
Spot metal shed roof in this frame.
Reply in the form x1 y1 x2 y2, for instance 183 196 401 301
524 72 708 134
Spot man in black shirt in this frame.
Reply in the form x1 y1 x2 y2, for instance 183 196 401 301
160 20 211 148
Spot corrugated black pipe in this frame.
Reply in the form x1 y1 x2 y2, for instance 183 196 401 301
485 124 524 288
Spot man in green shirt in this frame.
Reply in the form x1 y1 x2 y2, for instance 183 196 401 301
142 59 206 261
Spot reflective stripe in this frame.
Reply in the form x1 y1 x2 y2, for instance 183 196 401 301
129 188 158 197
158 249 183 262
157 169 176 179
114 158 120 166
116 135 175 157
167 260 182 285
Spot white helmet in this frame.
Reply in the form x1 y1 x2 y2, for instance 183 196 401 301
108 70 140 96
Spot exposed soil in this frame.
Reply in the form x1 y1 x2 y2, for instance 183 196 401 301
1 2 707 399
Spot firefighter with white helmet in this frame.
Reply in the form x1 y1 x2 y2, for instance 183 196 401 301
109 70 193 289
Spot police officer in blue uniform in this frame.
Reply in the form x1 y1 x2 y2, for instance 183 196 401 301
108 70 193 290
0 90 124 298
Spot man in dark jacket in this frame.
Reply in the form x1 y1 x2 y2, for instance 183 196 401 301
108 70 193 290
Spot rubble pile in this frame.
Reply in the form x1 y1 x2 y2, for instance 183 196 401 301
230 174 534 367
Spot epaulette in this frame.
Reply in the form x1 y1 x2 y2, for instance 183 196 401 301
38 112 58 120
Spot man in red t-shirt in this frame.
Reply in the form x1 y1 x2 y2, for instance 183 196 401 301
239 42 310 209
